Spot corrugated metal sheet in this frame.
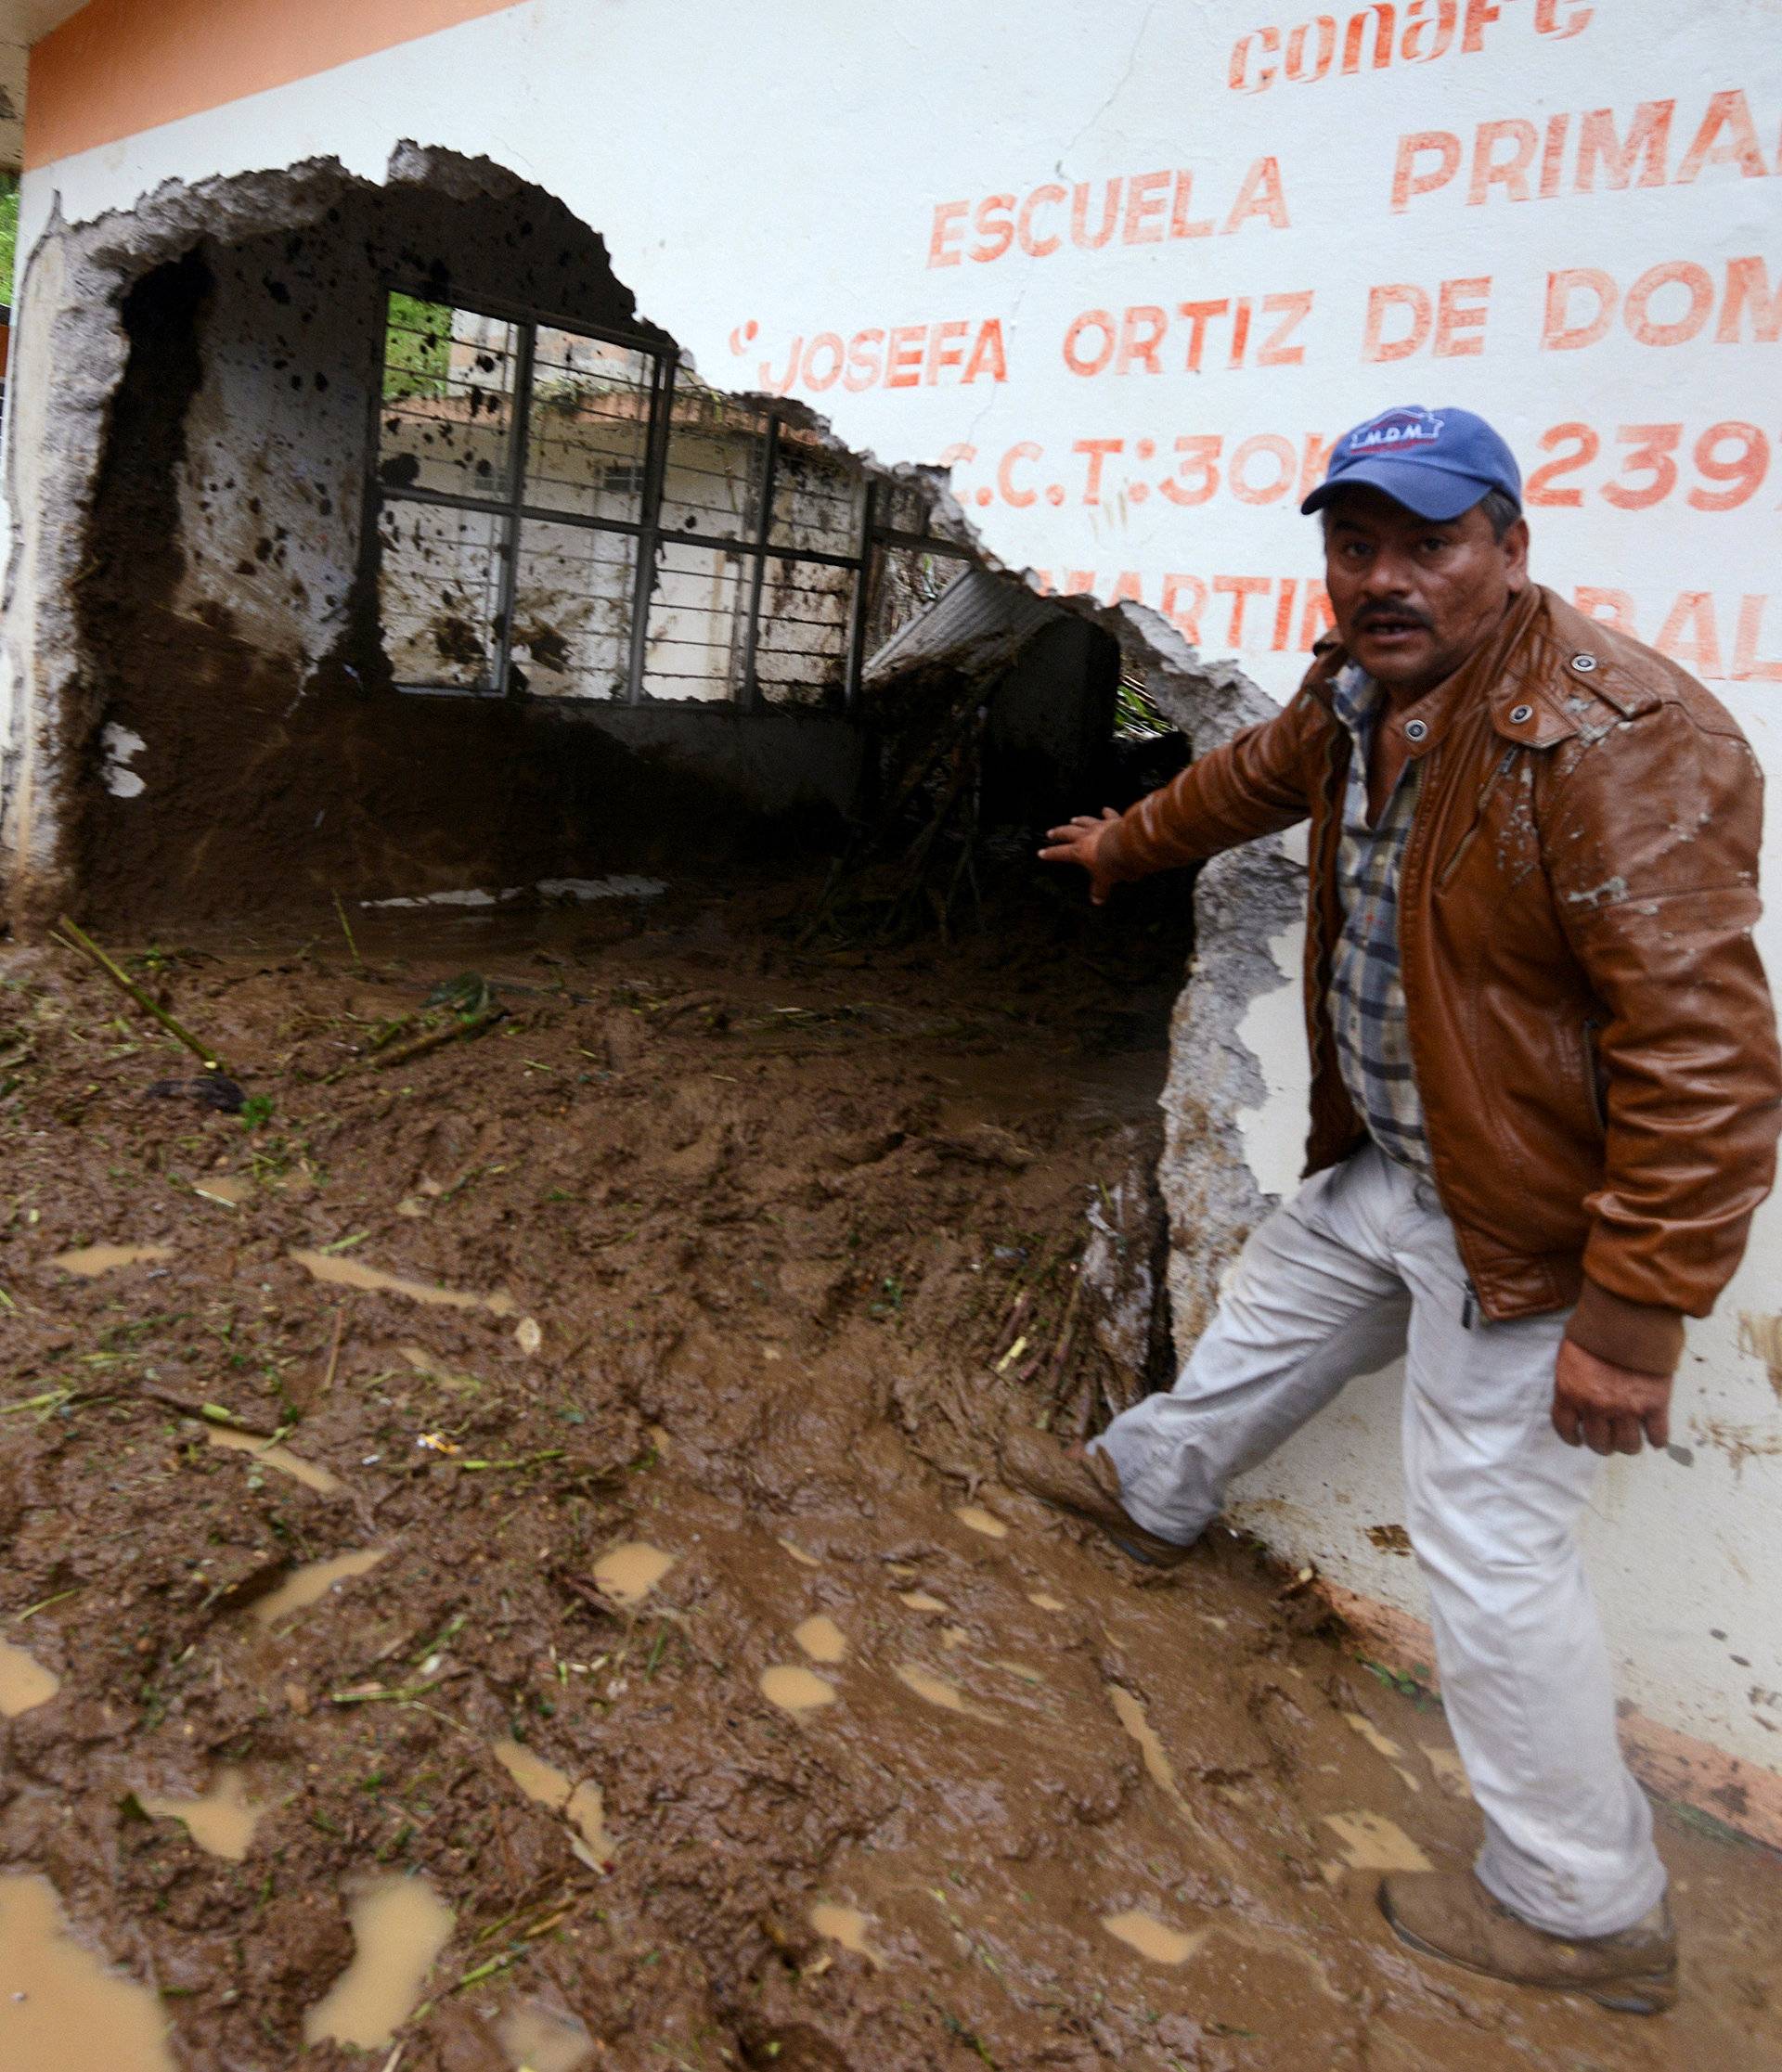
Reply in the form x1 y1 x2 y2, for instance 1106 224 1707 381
864 566 1055 684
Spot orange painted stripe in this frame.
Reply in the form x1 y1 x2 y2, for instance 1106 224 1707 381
25 0 530 170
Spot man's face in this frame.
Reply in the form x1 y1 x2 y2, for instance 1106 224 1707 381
1323 486 1530 697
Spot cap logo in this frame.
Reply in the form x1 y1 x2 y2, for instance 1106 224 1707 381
1345 407 1446 457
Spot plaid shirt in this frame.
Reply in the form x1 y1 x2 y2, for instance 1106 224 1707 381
1327 664 1433 1176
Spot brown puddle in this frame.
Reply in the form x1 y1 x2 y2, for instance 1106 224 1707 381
253 1548 387 1628
1423 1745 1472 1798
491 1739 611 1867
0 1873 176 2070
52 1242 174 1278
303 1874 455 2050
808 1900 884 1965
0 1637 61 1716
897 1590 948 1613
499 2002 596 2070
893 1662 993 1720
1027 1591 1066 1612
793 1615 847 1664
952 1503 1010 1539
136 1768 261 1860
1322 1810 1434 1872
1101 1908 1207 1966
291 1247 517 1315
204 1424 342 1495
1342 1710 1422 1792
590 1541 676 1605
759 1665 838 1712
191 1175 252 1207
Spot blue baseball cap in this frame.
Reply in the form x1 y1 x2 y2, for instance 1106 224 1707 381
1301 405 1521 522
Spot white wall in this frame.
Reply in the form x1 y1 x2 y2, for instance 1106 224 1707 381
13 0 1782 1774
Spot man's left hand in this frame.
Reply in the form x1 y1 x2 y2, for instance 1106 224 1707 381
1552 1338 1672 1455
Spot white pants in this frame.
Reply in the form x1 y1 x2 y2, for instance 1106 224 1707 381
1094 1141 1666 1938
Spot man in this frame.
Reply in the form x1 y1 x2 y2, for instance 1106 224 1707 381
1014 404 1781 2014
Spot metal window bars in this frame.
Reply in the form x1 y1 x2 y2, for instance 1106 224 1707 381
369 288 963 710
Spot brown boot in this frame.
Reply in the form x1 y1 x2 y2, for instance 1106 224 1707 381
1000 1426 1192 1569
1379 1872 1677 2015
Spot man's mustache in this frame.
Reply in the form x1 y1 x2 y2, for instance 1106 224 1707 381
1355 604 1436 632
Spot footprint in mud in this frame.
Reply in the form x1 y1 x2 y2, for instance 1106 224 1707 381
303 1874 455 2050
0 1873 176 2070
253 1550 387 1628
793 1615 848 1665
591 1541 677 1606
492 1739 612 1872
0 1638 60 1717
1101 1908 1207 1965
205 1424 342 1496
953 1503 1010 1540
759 1666 839 1713
808 1900 885 1966
136 1769 261 1860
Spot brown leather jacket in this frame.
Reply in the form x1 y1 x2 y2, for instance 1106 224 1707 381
1105 584 1782 1374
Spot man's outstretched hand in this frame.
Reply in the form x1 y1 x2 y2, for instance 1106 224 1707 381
1040 808 1124 906
1552 1337 1672 1456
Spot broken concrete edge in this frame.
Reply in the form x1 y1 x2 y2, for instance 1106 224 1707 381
0 135 1291 1352
1321 1578 1782 1855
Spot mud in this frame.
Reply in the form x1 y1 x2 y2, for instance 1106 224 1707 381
0 873 1776 2069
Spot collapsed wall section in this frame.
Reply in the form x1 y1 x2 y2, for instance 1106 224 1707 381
0 140 1303 1356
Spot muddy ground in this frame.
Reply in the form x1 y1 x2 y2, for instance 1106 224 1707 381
0 871 1777 2072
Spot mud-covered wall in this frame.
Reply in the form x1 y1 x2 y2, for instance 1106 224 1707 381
21 153 869 930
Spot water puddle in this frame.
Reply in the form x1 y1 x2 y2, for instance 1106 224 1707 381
591 1541 676 1606
291 1249 517 1316
1108 1685 1183 1804
0 1873 176 2070
793 1615 847 1664
499 2002 595 2070
1342 1711 1421 1791
303 1874 455 2050
778 1538 821 1568
1422 1745 1473 1799
205 1424 342 1495
192 1175 252 1207
491 1739 611 1867
136 1768 260 1860
893 1663 994 1720
1323 1810 1434 1872
52 1243 174 1279
953 1504 1010 1539
397 1345 480 1393
759 1665 838 1713
0 1638 61 1716
808 1900 884 1965
253 1549 386 1628
897 1590 948 1613
1027 1591 1066 1612
1101 1908 1207 1966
